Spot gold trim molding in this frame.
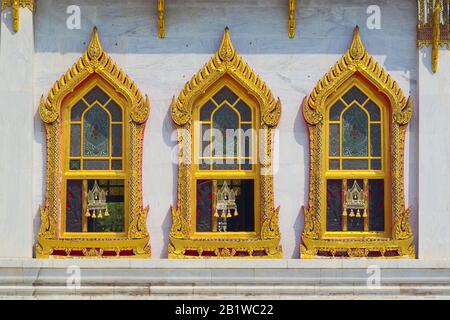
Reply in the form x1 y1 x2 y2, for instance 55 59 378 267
288 0 296 39
301 26 415 259
37 27 151 259
418 0 450 73
157 0 165 38
1 0 34 33
169 28 282 259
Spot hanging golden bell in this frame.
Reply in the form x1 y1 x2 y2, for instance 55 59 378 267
226 209 232 218
104 208 110 217
85 210 91 217
349 209 355 217
234 209 239 217
214 210 219 218
356 209 361 218
92 211 97 219
221 210 226 218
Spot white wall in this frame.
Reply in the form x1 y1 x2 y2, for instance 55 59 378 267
418 48 450 259
30 0 418 258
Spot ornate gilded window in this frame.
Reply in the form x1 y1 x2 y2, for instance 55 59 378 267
169 28 282 258
301 27 415 258
37 28 150 258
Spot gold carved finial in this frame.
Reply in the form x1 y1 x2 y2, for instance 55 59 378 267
87 26 103 61
349 25 365 60
431 0 442 73
288 0 296 39
158 0 165 38
218 27 236 62
1 0 35 33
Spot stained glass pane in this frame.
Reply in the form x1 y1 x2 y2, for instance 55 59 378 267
70 124 81 157
329 124 340 156
242 159 252 171
342 86 368 105
83 160 109 170
196 180 213 232
200 101 216 121
371 124 381 157
200 124 211 159
83 86 110 105
111 160 122 170
329 159 340 170
212 160 239 170
235 100 251 121
326 179 342 231
69 159 81 170
342 159 369 170
83 105 109 157
212 86 238 105
199 159 210 170
364 100 380 121
371 159 382 170
369 179 385 231
66 180 82 232
329 100 346 121
241 124 252 159
112 124 122 157
342 105 368 156
212 105 238 158
71 100 88 121
87 179 124 233
106 100 122 122
226 179 254 232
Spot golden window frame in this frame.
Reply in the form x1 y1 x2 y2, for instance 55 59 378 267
169 28 282 259
301 26 415 259
36 28 151 258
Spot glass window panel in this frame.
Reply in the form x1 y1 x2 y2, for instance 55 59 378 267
200 124 211 158
212 86 238 105
329 124 340 156
199 159 210 170
212 160 239 170
329 100 346 121
235 100 251 121
196 180 213 232
342 86 368 105
83 160 109 170
112 124 122 157
71 100 88 121
329 159 340 170
200 101 216 121
363 100 381 121
371 123 381 157
326 179 342 231
347 179 365 232
87 179 124 233
342 105 368 156
241 124 252 158
226 179 254 232
83 104 109 157
342 159 369 170
70 124 81 157
69 159 81 170
105 100 122 122
371 159 382 170
212 105 238 158
83 86 110 105
111 160 122 170
241 159 252 171
66 180 83 232
369 179 385 231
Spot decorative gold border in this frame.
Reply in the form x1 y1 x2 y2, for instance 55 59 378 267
169 28 282 259
36 27 151 258
301 26 415 259
157 0 165 38
1 0 34 33
288 0 296 39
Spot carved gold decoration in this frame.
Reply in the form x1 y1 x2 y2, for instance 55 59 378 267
158 0 165 38
301 26 415 259
418 0 450 73
288 0 296 38
169 27 282 259
36 27 151 259
1 0 34 33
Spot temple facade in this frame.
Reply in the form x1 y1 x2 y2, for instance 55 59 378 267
0 0 450 298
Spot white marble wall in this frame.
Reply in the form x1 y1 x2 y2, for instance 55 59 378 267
27 0 418 258
418 48 450 259
0 9 34 257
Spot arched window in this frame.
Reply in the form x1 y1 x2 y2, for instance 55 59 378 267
37 28 150 258
301 27 414 258
170 28 282 258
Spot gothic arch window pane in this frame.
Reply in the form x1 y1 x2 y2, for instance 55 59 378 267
83 104 110 157
342 105 368 157
212 104 238 157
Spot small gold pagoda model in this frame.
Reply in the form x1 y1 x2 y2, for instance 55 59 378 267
85 180 110 219
214 181 239 232
345 180 366 218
